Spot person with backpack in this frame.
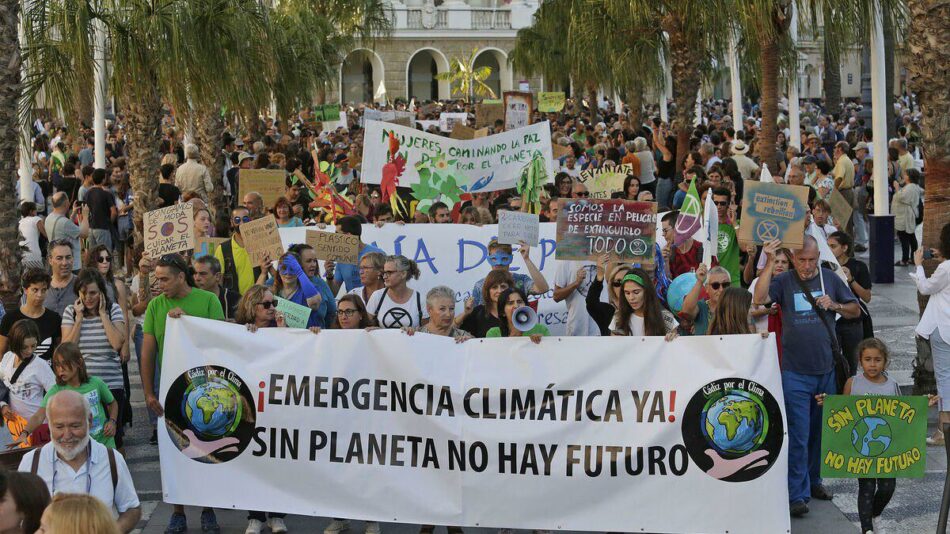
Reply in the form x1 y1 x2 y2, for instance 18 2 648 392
214 206 263 295
366 255 428 329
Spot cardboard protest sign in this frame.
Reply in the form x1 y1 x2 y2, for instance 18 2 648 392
503 91 533 131
194 236 228 260
538 92 566 113
450 124 490 141
577 163 633 200
239 214 284 264
362 109 414 128
239 169 287 210
475 103 504 128
143 203 195 258
361 120 554 193
738 182 810 249
439 112 468 132
820 395 927 478
305 229 360 263
555 199 657 263
552 142 573 160
497 210 540 247
275 297 312 329
828 188 854 228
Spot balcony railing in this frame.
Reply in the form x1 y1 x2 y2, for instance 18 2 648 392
396 7 511 31
471 9 510 29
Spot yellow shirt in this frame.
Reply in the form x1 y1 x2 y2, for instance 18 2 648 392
214 237 255 295
832 155 855 190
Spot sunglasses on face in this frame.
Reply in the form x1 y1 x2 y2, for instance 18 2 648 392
258 300 275 309
611 279 625 288
233 216 251 224
714 200 729 207
709 281 731 290
98 255 111 263
574 191 590 197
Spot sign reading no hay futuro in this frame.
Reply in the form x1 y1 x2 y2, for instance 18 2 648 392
159 318 790 534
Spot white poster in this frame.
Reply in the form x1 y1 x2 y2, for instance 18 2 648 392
439 112 469 132
159 318 790 534
279 223 568 335
361 120 553 193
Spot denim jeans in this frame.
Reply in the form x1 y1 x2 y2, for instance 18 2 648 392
782 369 836 504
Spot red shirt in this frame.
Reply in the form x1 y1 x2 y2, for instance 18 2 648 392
669 242 718 278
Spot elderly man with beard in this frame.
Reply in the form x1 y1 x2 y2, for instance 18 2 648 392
19 390 141 533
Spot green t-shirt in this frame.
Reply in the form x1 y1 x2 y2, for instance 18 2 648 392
42 377 116 448
716 223 741 285
143 288 225 367
692 300 711 336
485 323 551 338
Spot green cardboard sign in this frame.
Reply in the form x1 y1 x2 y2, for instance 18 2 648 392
275 297 312 329
820 395 928 478
538 92 565 112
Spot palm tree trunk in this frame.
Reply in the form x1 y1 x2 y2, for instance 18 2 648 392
586 83 599 124
628 86 643 130
195 105 229 219
822 39 842 117
907 0 950 393
0 0 24 306
122 80 163 246
664 20 701 173
72 84 93 137
756 38 781 173
883 13 897 140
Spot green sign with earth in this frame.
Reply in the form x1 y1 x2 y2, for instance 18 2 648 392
820 395 928 478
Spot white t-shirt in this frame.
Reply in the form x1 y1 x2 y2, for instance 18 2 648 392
609 310 679 336
366 288 429 329
19 216 43 266
749 276 770 333
0 352 56 418
553 260 600 337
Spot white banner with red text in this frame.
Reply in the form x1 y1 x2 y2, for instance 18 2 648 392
159 318 789 533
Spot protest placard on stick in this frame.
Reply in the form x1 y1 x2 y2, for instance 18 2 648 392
577 164 632 200
497 210 540 247
738 181 810 249
239 169 287 209
240 214 284 264
828 188 854 229
538 92 565 112
275 297 312 329
503 91 533 131
305 230 360 263
475 103 504 128
143 203 195 258
555 199 657 263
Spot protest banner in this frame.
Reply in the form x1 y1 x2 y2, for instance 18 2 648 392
551 142 572 160
538 92 565 113
820 395 927 478
555 199 657 263
577 163 633 200
503 91 533 131
275 297 312 329
279 223 567 334
240 214 284 264
828 188 854 228
497 210 540 247
362 109 414 128
737 182 810 249
194 236 228 260
143 203 195 258
439 112 468 132
239 169 287 209
475 103 504 128
361 120 553 193
160 320 789 534
305 229 360 263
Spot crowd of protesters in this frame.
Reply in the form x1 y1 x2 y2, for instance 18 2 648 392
1 92 945 534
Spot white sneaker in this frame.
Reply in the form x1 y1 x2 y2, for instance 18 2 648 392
268 517 288 533
325 520 351 534
245 519 264 534
364 522 381 534
872 516 886 534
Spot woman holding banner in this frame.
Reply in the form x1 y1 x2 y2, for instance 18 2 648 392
611 268 678 339
485 288 547 344
459 270 513 338
585 253 632 336
366 255 428 329
271 252 324 329
348 252 386 306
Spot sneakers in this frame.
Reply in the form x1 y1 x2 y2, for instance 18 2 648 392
165 513 187 534
872 516 887 533
364 522 381 534
268 517 288 533
150 428 158 445
325 519 351 534
927 430 945 446
811 484 834 500
201 509 221 533
790 501 809 517
245 518 264 534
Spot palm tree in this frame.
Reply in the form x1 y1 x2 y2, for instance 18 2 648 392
0 0 24 307
437 48 496 103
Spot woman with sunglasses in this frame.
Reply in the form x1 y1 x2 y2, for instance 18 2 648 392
271 252 324 328
348 252 386 305
585 253 632 336
366 255 428 329
459 270 514 338
681 264 733 336
612 268 678 339
485 287 547 344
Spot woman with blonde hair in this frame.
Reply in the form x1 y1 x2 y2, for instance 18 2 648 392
36 493 120 534
708 287 756 335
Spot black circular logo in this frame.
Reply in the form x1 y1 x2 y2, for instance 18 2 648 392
680 377 784 482
164 366 256 464
382 307 412 328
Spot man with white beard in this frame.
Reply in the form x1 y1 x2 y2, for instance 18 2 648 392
19 390 141 533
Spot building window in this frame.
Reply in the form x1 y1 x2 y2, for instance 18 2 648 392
848 73 853 85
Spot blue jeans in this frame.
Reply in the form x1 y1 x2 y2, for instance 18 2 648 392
782 369 836 504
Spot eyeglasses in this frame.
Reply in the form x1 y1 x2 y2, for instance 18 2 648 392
338 309 359 317
98 255 112 263
709 281 731 290
258 300 275 309
233 215 251 224
714 200 729 207
382 270 401 278
574 191 590 197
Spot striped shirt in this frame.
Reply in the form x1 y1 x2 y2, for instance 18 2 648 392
62 303 125 389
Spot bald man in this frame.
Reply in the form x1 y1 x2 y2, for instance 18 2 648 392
20 390 142 533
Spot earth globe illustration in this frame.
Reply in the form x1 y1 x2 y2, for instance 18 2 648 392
702 391 767 455
182 379 242 440
851 417 892 457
